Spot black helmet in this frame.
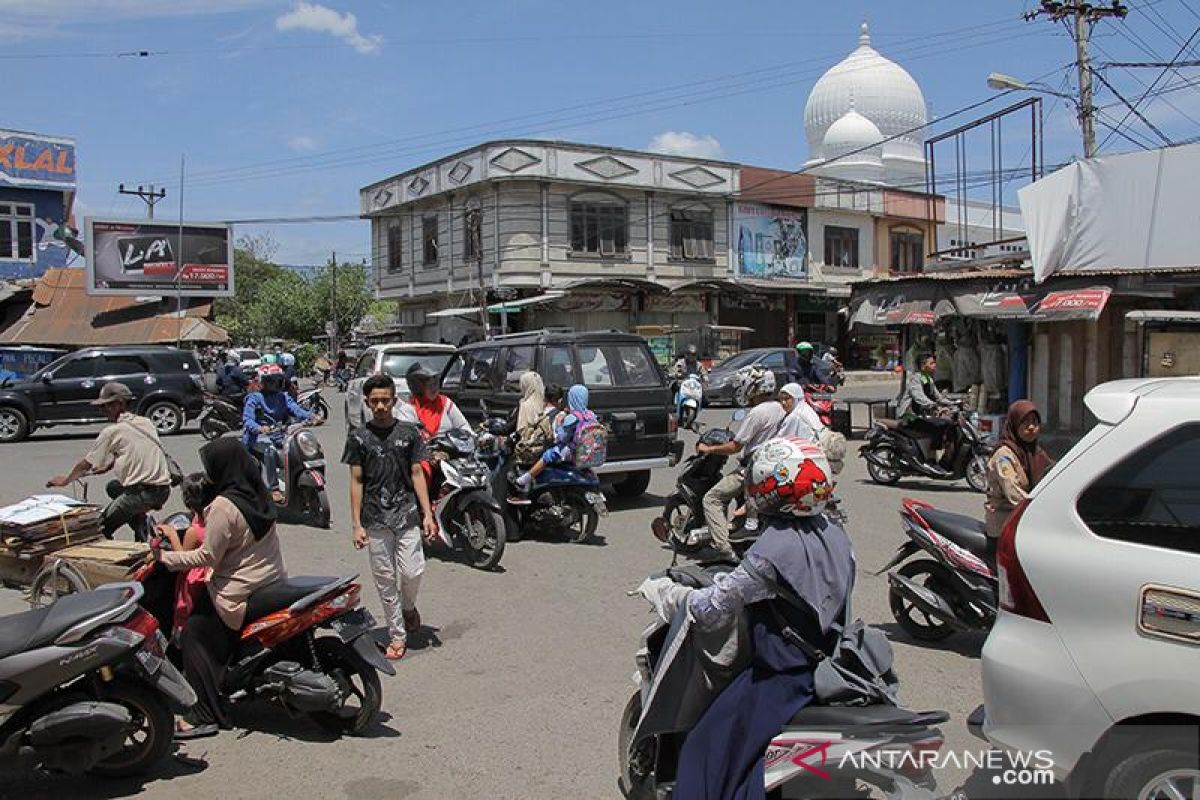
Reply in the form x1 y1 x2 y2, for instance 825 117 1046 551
405 362 437 393
685 344 698 358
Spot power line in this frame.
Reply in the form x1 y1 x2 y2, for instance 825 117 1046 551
1099 24 1200 148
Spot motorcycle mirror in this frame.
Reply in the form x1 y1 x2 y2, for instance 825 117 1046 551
731 409 747 422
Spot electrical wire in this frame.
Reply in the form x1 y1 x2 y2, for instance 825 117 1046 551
1098 24 1200 148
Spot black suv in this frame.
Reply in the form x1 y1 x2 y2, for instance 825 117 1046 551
0 345 206 443
441 330 683 497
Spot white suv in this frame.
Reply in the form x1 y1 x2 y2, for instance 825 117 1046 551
344 343 455 428
975 378 1200 798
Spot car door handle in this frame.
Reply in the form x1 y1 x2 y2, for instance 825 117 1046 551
1139 585 1200 643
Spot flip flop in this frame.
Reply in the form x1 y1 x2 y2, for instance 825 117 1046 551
385 640 406 660
175 721 219 740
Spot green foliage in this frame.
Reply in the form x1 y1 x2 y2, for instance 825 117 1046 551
294 342 319 375
216 237 379 348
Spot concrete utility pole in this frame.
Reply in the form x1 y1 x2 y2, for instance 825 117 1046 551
118 183 167 219
1024 0 1128 158
330 251 338 356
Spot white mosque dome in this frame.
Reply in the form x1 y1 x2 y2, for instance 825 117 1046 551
819 107 884 182
804 22 928 185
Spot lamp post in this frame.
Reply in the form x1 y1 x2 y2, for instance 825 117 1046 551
987 71 1095 158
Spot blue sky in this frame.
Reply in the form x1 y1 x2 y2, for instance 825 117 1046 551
4 0 1199 265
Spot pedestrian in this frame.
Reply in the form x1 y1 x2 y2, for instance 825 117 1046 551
985 400 1054 547
343 373 438 661
46 382 173 540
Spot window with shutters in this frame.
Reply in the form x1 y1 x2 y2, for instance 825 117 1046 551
890 230 924 273
824 225 859 269
386 222 403 273
669 209 715 261
570 202 628 256
422 215 439 266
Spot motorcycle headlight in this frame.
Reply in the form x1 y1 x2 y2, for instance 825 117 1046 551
296 430 322 459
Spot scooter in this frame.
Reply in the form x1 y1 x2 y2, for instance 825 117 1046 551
673 373 704 431
650 423 735 555
879 498 997 642
134 523 392 736
425 429 506 571
292 381 331 419
0 582 195 777
198 392 243 440
619 565 948 800
803 383 837 428
478 415 606 545
859 406 991 492
255 421 331 528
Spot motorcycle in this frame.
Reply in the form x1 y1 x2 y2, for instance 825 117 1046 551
293 382 331 419
619 565 948 799
0 582 195 777
134 521 392 735
198 392 244 440
879 498 996 642
255 421 331 528
804 383 837 428
859 406 991 492
673 372 704 431
650 423 735 555
478 415 606 545
425 429 506 571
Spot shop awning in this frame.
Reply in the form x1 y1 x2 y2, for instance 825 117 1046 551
488 291 565 313
848 282 951 327
564 277 669 295
426 306 483 319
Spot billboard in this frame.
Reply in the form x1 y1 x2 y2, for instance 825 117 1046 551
0 130 75 190
734 202 808 279
84 218 234 297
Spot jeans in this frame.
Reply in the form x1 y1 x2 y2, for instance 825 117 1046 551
367 525 425 643
254 441 282 492
701 470 744 556
102 481 171 541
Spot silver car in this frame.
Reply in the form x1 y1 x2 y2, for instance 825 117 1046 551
344 343 455 428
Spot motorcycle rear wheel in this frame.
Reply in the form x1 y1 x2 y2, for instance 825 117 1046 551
866 445 902 485
889 560 958 642
460 505 506 570
966 454 988 493
309 637 382 736
618 691 656 800
88 680 174 778
565 496 600 544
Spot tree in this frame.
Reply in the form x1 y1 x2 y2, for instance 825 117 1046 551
215 234 289 343
312 259 375 344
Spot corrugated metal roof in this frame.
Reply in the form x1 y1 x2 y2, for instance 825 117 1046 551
0 268 228 347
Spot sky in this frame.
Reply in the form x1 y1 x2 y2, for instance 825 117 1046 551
3 0 1199 266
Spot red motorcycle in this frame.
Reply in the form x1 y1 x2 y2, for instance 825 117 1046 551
803 383 837 428
134 515 392 735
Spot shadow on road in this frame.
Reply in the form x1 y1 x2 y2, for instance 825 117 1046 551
231 705 401 743
0 741 210 799
604 492 666 512
852 478 981 495
878 621 987 658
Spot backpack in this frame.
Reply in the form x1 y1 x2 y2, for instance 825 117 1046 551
570 410 608 469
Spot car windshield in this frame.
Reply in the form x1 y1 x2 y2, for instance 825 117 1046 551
713 351 761 372
238 349 260 360
381 352 452 379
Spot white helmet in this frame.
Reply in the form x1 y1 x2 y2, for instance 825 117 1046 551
745 436 834 518
280 352 296 367
735 364 776 406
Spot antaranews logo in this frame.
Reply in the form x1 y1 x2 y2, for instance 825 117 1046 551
840 748 1056 787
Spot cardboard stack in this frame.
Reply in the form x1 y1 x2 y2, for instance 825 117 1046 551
0 495 105 558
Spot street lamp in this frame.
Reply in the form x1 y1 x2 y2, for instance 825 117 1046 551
986 72 1094 157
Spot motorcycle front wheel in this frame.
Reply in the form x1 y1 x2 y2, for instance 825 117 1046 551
966 453 988 493
200 415 226 440
88 679 174 778
618 691 656 800
309 637 382 736
303 487 331 529
459 505 506 570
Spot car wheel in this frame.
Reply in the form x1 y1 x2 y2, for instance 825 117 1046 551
1103 736 1200 800
614 471 652 498
144 401 183 436
0 407 29 443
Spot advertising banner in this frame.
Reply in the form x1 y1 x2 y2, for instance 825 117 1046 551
84 218 234 297
0 130 76 190
734 203 808 279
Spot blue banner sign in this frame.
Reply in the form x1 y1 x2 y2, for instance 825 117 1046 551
0 130 76 190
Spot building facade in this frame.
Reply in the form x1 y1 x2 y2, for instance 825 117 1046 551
0 129 77 279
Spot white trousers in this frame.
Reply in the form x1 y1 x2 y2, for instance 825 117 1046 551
367 526 426 642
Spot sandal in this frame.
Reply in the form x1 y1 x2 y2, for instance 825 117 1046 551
385 639 407 660
175 719 219 740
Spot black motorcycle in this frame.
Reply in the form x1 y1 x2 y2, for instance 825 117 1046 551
199 392 244 440
0 582 195 778
859 407 991 492
650 425 734 555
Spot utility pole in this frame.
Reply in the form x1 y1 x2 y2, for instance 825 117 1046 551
1024 1 1127 158
330 251 338 356
466 207 488 338
117 183 167 219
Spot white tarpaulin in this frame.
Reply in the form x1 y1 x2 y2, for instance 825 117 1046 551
1019 143 1200 282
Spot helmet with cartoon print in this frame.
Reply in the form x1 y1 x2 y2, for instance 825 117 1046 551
745 436 834 517
734 364 776 407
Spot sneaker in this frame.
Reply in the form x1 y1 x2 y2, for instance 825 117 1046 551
514 473 532 492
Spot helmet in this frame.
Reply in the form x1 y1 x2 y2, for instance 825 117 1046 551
405 362 437 394
261 353 279 365
684 344 698 359
280 352 296 367
795 341 814 353
745 436 833 518
734 365 776 406
258 363 283 377
260 372 287 394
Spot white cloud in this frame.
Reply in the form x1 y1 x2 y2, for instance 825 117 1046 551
275 2 381 55
648 131 724 159
288 135 319 152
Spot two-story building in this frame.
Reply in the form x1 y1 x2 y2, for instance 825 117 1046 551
0 129 77 280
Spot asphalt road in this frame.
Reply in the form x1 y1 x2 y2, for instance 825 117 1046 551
0 397 1038 800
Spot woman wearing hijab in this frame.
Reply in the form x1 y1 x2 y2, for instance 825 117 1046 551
515 384 595 491
776 383 824 441
985 399 1055 542
155 437 287 739
513 371 554 467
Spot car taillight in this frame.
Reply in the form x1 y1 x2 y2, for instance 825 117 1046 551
668 414 678 436
996 498 1050 622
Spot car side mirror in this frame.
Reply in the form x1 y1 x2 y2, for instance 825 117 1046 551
41 373 52 383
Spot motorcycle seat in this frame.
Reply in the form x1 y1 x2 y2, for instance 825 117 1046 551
245 576 340 622
0 588 130 660
788 705 948 729
919 507 989 555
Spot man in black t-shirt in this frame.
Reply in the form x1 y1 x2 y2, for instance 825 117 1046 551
342 373 437 661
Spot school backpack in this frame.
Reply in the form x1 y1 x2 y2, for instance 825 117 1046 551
571 409 608 469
